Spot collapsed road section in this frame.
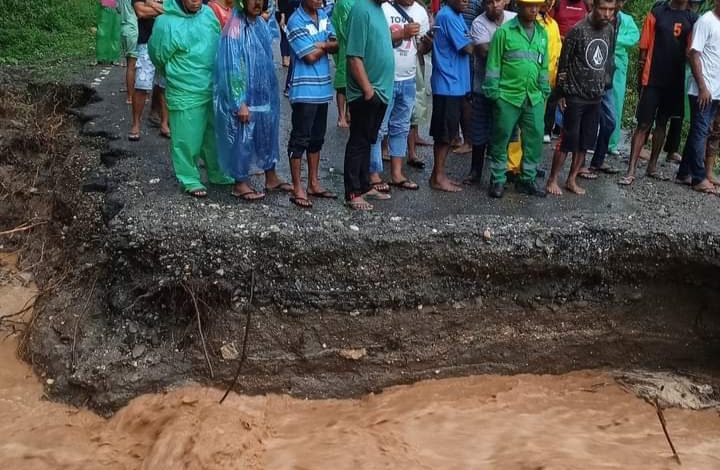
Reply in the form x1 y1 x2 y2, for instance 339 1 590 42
3 68 719 415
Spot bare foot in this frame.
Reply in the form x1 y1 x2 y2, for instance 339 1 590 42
453 143 472 155
430 177 462 192
264 172 289 190
565 181 586 195
546 180 563 196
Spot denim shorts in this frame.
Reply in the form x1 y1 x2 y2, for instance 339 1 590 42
134 44 165 91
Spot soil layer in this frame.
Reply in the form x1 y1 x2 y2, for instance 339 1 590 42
3 66 720 414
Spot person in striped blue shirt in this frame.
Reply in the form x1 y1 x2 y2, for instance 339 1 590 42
286 0 339 208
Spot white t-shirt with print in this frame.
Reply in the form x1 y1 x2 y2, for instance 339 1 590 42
382 2 430 82
687 11 720 100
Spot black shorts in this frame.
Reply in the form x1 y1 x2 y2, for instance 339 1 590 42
430 95 463 144
288 102 329 156
636 86 684 127
559 98 600 153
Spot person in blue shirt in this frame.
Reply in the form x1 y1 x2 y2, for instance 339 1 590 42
430 0 474 192
286 0 339 208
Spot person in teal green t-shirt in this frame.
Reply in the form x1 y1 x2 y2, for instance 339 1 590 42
342 0 394 211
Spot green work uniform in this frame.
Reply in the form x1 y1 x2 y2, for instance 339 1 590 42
331 0 356 90
483 17 550 184
345 0 395 104
608 11 639 153
148 1 233 192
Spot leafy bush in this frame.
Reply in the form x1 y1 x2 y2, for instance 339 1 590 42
0 0 96 65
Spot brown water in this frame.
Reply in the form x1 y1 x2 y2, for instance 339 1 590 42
1 255 719 470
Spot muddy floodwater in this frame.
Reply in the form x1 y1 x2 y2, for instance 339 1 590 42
1 256 720 469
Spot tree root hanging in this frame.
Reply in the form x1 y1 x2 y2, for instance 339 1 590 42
183 282 214 379
220 270 255 404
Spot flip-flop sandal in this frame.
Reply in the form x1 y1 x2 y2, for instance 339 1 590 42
390 180 419 190
159 130 171 139
365 189 391 200
127 132 140 142
578 171 598 180
265 182 293 192
692 182 718 194
617 176 635 186
232 190 265 201
289 196 313 208
674 177 692 186
307 189 338 199
371 182 391 193
592 165 620 175
347 199 373 211
186 188 207 198
407 159 426 169
666 153 682 163
647 172 670 181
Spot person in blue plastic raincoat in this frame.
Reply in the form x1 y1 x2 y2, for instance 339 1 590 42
214 0 292 200
607 0 639 156
148 0 234 197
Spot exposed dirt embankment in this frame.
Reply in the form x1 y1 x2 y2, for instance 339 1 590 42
2 76 720 415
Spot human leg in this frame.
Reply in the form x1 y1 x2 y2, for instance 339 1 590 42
622 87 658 183
705 109 720 185
515 100 545 196
488 99 522 187
429 95 462 192
454 95 473 154
568 101 599 194
344 96 387 205
129 44 155 138
125 56 137 105
663 117 683 162
387 79 415 186
307 103 334 197
336 88 349 128
550 99 586 195
169 106 206 193
369 93 393 189
200 103 234 186
590 90 616 170
678 97 718 188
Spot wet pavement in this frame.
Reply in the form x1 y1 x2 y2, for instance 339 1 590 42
81 57 719 222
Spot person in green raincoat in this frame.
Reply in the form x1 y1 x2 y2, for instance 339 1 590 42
607 0 639 156
96 0 121 64
148 0 234 197
331 0 355 128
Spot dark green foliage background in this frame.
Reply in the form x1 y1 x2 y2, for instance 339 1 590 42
0 0 97 70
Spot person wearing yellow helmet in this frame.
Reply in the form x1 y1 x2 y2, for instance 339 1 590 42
484 0 550 198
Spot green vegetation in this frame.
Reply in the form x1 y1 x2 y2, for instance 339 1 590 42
0 0 97 80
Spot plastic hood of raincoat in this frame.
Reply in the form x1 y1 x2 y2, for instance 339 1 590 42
214 9 280 180
148 0 221 110
233 0 280 38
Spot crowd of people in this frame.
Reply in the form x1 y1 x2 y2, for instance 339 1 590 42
100 0 720 210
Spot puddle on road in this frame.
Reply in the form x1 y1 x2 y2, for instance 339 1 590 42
1 255 719 470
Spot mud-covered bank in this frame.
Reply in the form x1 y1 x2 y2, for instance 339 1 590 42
4 67 720 414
